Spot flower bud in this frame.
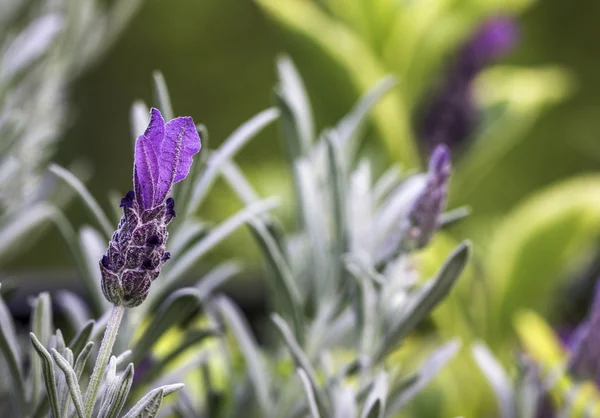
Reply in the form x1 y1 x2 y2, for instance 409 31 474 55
99 192 174 308
403 145 451 250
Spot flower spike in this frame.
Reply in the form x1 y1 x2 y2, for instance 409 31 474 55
100 108 201 307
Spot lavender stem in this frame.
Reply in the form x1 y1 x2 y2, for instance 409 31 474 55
83 304 125 417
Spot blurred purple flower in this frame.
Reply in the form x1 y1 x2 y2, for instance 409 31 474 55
100 108 201 308
567 279 600 382
404 144 451 249
417 16 519 153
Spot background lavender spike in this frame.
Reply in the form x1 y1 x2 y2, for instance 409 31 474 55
567 279 600 383
404 145 452 250
416 16 519 153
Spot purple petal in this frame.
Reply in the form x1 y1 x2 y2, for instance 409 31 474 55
133 109 165 209
134 137 159 209
145 108 166 152
155 116 201 204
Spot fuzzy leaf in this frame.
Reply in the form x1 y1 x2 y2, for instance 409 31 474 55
298 368 321 418
194 260 242 298
0 203 57 264
361 372 388 418
49 164 113 238
378 242 470 359
122 384 184 418
0 14 63 79
388 340 461 413
55 291 91 335
130 101 150 141
138 328 217 386
217 296 271 415
30 333 60 418
0 296 25 409
68 320 95 359
276 56 314 159
472 343 514 418
272 314 330 416
161 197 279 287
98 363 134 418
131 288 202 365
30 293 53 406
79 226 111 311
73 342 94 380
51 349 85 418
152 71 174 121
185 107 280 215
335 75 398 161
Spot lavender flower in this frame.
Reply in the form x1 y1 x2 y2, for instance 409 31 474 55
417 16 519 152
567 279 600 383
404 144 451 250
100 108 201 308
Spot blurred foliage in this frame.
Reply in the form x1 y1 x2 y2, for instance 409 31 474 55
3 0 600 416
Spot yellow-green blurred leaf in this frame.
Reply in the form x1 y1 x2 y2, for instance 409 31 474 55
452 66 574 205
488 175 600 343
256 0 420 168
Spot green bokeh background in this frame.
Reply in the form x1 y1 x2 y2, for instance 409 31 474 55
11 0 600 276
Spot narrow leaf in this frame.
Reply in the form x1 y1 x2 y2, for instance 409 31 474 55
137 328 217 386
298 368 321 418
378 242 470 359
130 101 150 141
439 206 472 228
472 343 514 418
49 164 113 238
0 14 63 79
30 293 53 406
131 288 202 365
68 320 95 359
162 198 279 286
30 333 60 418
195 260 243 298
276 55 314 158
51 349 85 418
73 342 94 380
79 226 111 312
51 213 107 315
152 71 174 121
336 75 398 161
0 203 56 264
0 296 25 409
98 363 134 418
55 291 91 335
272 314 330 416
186 107 280 215
122 384 184 418
217 296 271 414
388 340 461 413
361 372 388 418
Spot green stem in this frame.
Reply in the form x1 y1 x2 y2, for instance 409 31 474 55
83 305 125 417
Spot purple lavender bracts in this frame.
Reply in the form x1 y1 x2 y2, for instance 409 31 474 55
404 145 451 250
100 108 201 308
567 279 600 383
100 193 174 307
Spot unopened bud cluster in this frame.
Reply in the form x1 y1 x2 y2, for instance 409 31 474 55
404 145 451 250
100 191 174 307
